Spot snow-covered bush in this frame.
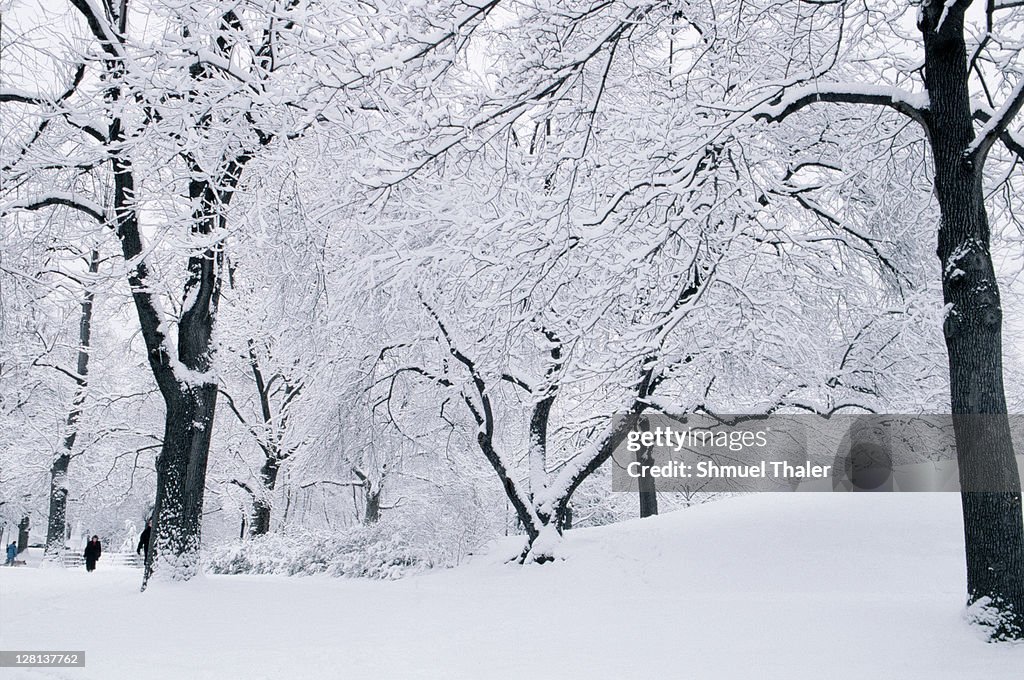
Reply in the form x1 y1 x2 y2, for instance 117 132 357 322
204 522 431 580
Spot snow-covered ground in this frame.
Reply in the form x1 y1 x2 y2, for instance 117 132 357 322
1 493 1021 679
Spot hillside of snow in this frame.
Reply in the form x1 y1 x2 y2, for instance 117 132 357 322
1 493 1022 679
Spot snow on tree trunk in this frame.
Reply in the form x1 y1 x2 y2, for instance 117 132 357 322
44 459 70 561
364 484 382 525
146 385 218 583
747 0 1024 639
251 458 279 536
920 1 1024 640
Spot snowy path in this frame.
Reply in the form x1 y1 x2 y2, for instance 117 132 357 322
1 494 1021 679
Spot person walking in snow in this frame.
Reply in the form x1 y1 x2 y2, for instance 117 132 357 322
84 535 102 572
137 519 151 561
5 541 15 566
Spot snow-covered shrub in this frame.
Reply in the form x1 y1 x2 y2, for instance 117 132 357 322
204 522 431 579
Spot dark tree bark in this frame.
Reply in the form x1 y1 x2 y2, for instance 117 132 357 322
919 1 1024 639
637 438 658 518
148 384 219 581
251 457 279 535
145 175 226 582
17 517 29 554
527 330 561 533
561 505 573 531
44 250 99 561
44 457 70 557
106 103 227 584
21 0 277 585
752 0 1024 639
352 468 382 525
144 159 247 582
364 485 382 525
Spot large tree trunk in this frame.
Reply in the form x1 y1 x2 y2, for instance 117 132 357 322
142 146 236 585
44 250 99 562
146 385 218 582
44 453 70 558
57 0 250 587
528 392 556 528
145 232 221 583
922 2 1024 639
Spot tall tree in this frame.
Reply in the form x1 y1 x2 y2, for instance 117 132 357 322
737 0 1024 640
2 0 294 582
43 249 100 561
220 339 303 535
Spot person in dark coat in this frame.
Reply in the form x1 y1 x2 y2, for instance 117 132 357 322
5 541 16 566
84 535 101 572
137 519 151 560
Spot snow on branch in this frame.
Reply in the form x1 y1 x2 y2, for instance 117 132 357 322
2 193 105 223
297 0 501 134
538 409 640 512
752 83 929 128
193 49 261 93
973 107 1024 161
500 372 534 393
32 359 88 387
0 89 53 105
67 0 128 58
0 64 86 106
967 76 1024 163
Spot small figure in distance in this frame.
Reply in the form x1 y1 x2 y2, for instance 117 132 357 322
84 535 102 572
5 541 15 566
137 519 152 562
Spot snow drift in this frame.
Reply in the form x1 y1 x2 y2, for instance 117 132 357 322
1 493 1022 679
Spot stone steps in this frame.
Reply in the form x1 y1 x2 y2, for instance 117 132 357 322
62 551 142 569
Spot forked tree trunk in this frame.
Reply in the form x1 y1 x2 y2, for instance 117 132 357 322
140 192 226 584
351 468 383 525
52 0 257 587
143 131 243 586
